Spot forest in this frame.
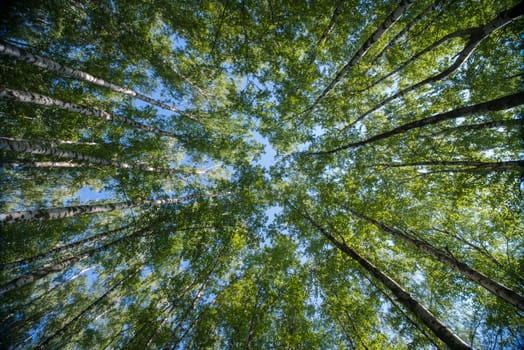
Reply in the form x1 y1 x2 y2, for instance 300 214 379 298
0 0 522 349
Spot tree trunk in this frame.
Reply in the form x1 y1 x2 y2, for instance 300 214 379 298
299 207 471 349
0 42 200 122
0 137 201 176
372 0 444 64
1 161 85 169
0 224 132 270
308 0 415 110
434 118 522 135
308 0 346 64
344 2 523 128
312 92 524 154
35 268 141 349
0 225 150 294
0 191 227 224
375 160 524 172
0 87 181 138
346 207 524 311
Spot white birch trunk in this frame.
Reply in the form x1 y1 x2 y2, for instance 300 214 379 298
0 87 180 138
0 137 202 176
0 192 227 224
0 42 200 122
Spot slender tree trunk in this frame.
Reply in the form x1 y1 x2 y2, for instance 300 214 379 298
431 227 502 267
0 137 201 176
0 191 227 224
1 265 98 337
35 268 141 350
141 305 175 348
375 160 524 172
346 207 524 311
93 0 212 99
0 225 150 294
0 224 132 270
1 161 88 169
434 118 522 135
308 0 346 63
0 42 200 122
0 87 181 138
343 2 523 129
298 207 471 349
351 26 476 100
318 0 345 47
372 0 444 64
308 0 415 111
168 272 215 350
312 92 524 155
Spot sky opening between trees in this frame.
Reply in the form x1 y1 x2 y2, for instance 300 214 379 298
0 0 523 349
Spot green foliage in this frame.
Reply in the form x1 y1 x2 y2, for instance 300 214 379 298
1 0 522 349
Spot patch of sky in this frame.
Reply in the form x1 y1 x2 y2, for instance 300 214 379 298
454 117 466 125
265 205 283 226
180 259 191 271
171 33 188 51
252 129 277 171
77 186 116 204
140 264 153 279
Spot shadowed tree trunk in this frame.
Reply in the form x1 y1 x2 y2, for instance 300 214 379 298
307 0 415 111
345 206 524 311
434 118 522 135
0 224 133 270
372 0 445 64
312 92 524 155
342 2 524 129
308 0 346 63
35 267 141 349
0 225 150 294
298 206 471 349
374 160 524 173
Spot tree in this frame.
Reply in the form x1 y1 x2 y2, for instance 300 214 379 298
1 1 522 349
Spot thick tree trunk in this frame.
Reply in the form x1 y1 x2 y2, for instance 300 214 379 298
309 0 415 110
299 208 471 349
347 208 524 311
0 87 181 138
0 192 226 224
35 268 141 350
0 42 200 122
344 2 523 128
0 137 201 175
312 92 524 154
